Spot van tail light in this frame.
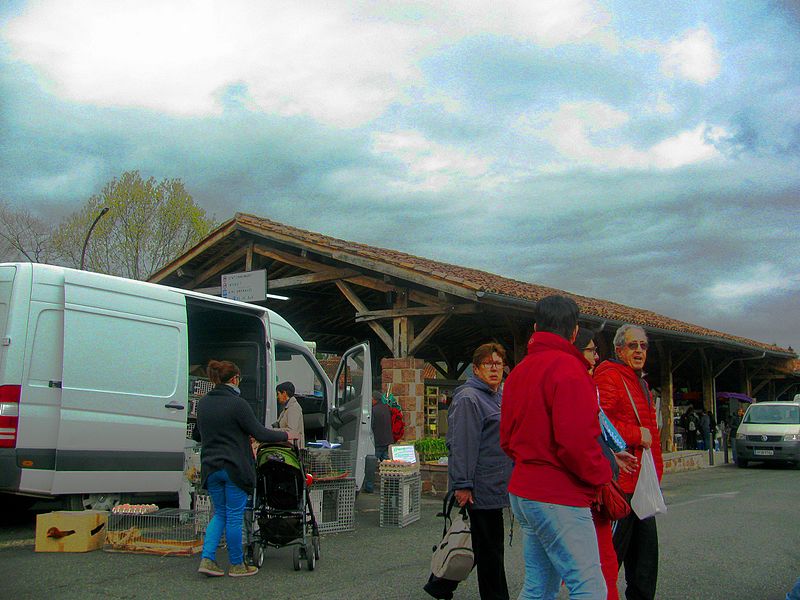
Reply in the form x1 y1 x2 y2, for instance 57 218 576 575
0 385 21 449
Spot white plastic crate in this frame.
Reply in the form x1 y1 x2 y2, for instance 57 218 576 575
379 472 421 528
308 478 356 533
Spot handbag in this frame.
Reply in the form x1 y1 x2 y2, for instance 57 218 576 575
430 493 474 582
592 478 631 521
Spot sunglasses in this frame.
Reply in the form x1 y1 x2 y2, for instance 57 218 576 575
625 341 649 351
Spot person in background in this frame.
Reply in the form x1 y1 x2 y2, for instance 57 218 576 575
699 409 711 451
501 296 612 600
685 408 699 450
363 390 394 494
730 407 744 461
276 381 305 448
574 327 637 600
371 390 393 463
594 324 663 600
425 342 513 600
193 360 297 578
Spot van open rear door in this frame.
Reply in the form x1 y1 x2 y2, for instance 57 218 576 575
53 271 188 499
329 342 373 490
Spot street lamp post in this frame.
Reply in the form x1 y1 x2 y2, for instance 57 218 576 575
80 207 110 270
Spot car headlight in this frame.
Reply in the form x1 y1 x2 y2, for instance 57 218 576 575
783 434 800 441
736 432 745 440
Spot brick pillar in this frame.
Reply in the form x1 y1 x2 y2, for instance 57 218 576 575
381 357 425 441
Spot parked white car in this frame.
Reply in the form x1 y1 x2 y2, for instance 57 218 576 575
734 401 800 468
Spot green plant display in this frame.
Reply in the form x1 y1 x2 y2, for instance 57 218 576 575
413 437 448 462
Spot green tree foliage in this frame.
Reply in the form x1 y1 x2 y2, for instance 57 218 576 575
52 171 216 280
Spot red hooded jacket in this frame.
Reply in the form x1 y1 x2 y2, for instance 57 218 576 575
500 332 612 507
594 360 663 494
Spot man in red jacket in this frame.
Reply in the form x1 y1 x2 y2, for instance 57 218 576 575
594 324 663 600
501 295 612 599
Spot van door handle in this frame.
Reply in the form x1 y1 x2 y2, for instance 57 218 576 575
164 402 185 410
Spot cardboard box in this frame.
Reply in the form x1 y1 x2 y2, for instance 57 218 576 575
35 510 108 553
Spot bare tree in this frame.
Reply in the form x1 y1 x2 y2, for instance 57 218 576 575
0 202 54 263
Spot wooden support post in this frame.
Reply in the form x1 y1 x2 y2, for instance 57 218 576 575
657 342 675 452
740 362 752 397
506 317 531 367
700 349 714 412
245 242 254 271
392 289 414 358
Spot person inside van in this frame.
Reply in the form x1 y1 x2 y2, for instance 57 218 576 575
275 381 305 448
193 360 299 578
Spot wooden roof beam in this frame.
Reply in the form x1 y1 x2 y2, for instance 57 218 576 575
268 268 360 291
187 247 248 288
409 314 451 356
335 281 393 353
355 304 478 323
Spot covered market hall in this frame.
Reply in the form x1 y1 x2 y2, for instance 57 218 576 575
149 213 799 451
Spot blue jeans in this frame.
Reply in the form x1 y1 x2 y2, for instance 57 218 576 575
788 576 800 600
509 493 606 600
202 469 248 565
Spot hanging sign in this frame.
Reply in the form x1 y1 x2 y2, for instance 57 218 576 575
221 269 267 302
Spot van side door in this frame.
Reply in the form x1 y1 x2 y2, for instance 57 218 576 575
52 271 188 495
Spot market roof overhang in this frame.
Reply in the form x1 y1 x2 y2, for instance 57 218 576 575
150 213 796 379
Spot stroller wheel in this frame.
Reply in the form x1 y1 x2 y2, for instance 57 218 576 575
312 535 321 560
305 542 316 571
292 546 301 571
248 542 264 568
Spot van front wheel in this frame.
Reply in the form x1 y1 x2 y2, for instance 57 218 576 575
66 493 122 511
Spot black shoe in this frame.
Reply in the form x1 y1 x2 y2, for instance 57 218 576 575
423 575 456 600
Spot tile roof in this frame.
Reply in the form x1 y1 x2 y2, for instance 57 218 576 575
234 212 794 356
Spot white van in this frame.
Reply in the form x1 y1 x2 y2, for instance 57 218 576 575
0 263 374 508
734 401 800 468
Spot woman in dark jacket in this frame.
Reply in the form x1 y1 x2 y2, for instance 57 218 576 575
426 343 513 600
193 360 296 578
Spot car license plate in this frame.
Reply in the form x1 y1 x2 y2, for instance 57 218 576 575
754 449 774 456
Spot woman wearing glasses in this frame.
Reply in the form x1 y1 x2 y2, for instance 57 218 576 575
425 342 513 600
575 328 637 600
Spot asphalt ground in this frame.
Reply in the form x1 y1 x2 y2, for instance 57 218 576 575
1 462 798 599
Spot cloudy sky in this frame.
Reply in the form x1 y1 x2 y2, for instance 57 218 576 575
1 1 798 350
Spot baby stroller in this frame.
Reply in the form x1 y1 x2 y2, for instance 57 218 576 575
245 442 320 571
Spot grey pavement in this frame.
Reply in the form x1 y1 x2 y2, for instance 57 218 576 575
2 462 799 599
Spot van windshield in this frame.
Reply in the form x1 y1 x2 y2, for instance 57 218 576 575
744 405 800 425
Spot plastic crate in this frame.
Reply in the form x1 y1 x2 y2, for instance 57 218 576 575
308 478 356 534
105 508 203 556
380 472 421 528
189 376 214 398
300 448 353 481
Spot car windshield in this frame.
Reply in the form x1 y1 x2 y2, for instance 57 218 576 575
743 405 800 425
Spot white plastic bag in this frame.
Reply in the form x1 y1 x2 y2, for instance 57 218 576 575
631 448 667 519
